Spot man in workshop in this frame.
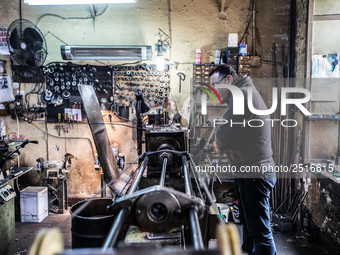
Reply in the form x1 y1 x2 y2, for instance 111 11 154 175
210 65 277 255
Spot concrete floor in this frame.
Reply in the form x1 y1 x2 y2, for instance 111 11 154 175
14 211 328 255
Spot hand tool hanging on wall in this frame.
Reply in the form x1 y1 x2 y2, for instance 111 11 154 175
177 72 185 92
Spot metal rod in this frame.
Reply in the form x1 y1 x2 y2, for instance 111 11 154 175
205 154 213 166
190 162 205 205
129 156 149 195
182 155 193 196
205 126 216 147
159 157 168 186
252 0 256 54
102 207 129 250
189 208 204 250
136 100 143 156
47 184 58 192
189 156 223 221
181 225 186 251
100 173 106 198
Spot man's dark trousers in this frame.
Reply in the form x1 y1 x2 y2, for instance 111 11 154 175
234 177 277 255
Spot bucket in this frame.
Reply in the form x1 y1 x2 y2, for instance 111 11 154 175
70 199 115 248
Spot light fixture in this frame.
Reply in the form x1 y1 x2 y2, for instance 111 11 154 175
24 0 136 5
61 45 152 61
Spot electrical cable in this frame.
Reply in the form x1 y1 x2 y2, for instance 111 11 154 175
239 0 255 43
111 110 133 122
24 83 45 121
19 0 22 21
27 107 38 124
44 114 49 161
117 160 143 197
30 122 96 161
167 0 172 60
15 109 20 167
43 31 69 45
36 5 109 25
261 60 283 66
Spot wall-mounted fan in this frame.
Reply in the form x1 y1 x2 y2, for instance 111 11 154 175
7 19 47 66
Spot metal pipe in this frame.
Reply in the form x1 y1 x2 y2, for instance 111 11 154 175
252 0 256 54
78 85 127 195
182 155 193 196
189 208 204 250
102 207 129 250
190 162 205 205
100 173 106 198
136 100 143 156
129 156 149 195
47 184 58 192
159 157 168 186
183 155 204 250
102 156 149 249
205 126 216 147
189 156 224 225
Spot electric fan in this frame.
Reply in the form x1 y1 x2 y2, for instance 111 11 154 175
7 19 47 66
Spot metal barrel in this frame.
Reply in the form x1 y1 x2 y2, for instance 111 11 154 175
70 199 115 248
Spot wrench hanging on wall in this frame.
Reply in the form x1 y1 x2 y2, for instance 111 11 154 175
177 72 185 93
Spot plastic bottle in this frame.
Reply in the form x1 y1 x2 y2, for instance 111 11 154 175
196 49 201 64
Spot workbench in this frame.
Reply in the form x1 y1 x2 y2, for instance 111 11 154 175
0 166 34 255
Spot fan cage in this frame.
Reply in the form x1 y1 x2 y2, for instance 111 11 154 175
7 19 47 66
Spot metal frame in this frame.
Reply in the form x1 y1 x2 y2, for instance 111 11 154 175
302 0 313 164
42 176 68 214
303 0 340 164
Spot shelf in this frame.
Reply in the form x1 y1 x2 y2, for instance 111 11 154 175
0 167 34 188
308 117 340 121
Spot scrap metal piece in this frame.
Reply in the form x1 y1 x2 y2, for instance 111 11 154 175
78 84 129 195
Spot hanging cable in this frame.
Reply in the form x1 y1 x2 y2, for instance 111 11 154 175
36 5 108 25
239 0 255 43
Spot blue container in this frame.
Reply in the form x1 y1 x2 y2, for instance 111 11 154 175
239 43 247 56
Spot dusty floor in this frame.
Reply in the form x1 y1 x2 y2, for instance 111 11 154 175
15 212 72 255
14 210 328 255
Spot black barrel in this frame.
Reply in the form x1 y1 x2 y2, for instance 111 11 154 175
70 199 115 248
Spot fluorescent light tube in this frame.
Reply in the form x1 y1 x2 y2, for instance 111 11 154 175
24 0 136 5
61 45 152 61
